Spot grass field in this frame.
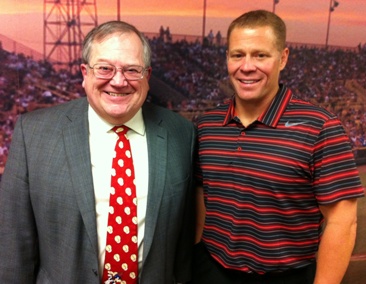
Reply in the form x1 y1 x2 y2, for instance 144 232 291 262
342 167 366 284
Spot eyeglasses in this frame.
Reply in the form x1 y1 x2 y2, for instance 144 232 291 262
88 63 149 80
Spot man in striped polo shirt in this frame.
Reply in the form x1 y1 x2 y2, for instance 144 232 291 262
192 10 364 284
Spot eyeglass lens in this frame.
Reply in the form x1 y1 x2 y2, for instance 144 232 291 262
92 64 145 80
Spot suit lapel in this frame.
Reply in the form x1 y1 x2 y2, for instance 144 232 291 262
142 105 168 262
62 99 98 255
60 102 169 261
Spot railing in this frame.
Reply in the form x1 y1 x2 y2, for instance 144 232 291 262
0 34 44 61
142 32 359 52
0 32 359 62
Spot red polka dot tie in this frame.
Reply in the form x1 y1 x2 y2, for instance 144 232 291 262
102 126 138 284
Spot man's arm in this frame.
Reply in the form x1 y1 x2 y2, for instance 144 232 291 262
0 116 39 282
315 198 358 284
195 186 206 244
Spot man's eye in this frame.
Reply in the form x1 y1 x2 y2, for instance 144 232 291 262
98 66 113 71
231 54 242 59
125 67 140 73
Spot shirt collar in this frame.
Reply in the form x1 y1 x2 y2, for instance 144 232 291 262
223 84 292 128
223 98 237 126
88 105 145 136
258 84 292 127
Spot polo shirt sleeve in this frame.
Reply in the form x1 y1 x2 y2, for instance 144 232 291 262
312 117 364 204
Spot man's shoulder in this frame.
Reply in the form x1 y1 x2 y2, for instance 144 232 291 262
289 95 338 120
22 97 87 119
197 99 231 123
25 97 86 114
18 98 88 130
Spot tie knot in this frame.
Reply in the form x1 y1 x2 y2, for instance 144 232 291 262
112 125 129 137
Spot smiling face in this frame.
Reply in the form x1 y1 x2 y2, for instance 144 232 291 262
80 32 151 125
227 25 289 110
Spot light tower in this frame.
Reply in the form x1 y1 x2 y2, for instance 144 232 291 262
325 0 339 49
43 0 98 73
273 0 279 14
201 0 207 44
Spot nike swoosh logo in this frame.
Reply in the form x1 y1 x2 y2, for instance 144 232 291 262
285 121 307 127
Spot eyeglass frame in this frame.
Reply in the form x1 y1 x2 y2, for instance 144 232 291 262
87 63 150 81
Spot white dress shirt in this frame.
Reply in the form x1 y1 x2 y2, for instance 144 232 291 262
88 106 148 277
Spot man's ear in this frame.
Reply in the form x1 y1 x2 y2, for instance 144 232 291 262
80 64 88 77
80 64 88 88
280 47 289 70
145 67 152 80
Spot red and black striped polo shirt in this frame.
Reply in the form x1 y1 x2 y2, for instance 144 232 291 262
196 84 364 274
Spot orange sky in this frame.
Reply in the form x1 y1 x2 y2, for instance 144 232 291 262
0 0 365 52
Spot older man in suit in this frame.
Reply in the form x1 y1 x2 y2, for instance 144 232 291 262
0 21 196 283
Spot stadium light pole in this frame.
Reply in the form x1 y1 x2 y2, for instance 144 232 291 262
325 0 339 49
117 0 121 21
273 0 279 14
202 0 207 44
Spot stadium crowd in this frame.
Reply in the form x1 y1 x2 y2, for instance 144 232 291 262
0 47 84 171
1 35 366 176
149 34 366 151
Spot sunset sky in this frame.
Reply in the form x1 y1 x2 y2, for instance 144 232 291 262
0 0 365 52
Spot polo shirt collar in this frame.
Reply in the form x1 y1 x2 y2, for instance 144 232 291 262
223 84 293 128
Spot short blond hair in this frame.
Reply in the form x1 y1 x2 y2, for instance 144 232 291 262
227 10 287 51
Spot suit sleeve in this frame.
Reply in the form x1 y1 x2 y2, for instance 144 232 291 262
0 115 39 282
174 125 197 283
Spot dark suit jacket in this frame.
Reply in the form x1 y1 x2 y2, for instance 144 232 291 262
0 97 196 283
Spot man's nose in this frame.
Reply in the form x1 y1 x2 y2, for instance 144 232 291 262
110 69 128 86
238 55 257 72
